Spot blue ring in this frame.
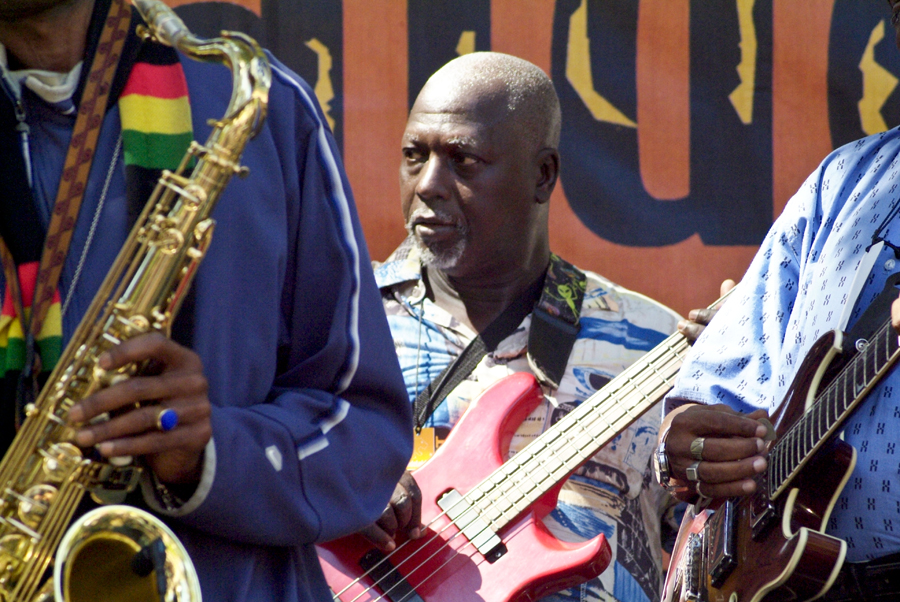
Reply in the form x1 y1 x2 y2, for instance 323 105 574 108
157 408 179 432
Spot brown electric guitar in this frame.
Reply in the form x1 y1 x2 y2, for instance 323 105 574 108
663 317 900 602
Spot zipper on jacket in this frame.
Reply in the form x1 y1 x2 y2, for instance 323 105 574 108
0 67 31 188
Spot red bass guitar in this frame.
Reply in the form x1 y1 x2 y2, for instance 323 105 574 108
663 317 900 602
319 322 696 602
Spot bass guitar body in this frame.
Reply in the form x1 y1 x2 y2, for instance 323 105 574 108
318 373 612 602
663 331 857 602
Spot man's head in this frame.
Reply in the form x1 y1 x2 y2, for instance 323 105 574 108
400 52 561 281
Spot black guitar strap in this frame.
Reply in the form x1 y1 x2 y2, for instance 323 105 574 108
412 272 543 433
845 271 900 350
412 255 586 433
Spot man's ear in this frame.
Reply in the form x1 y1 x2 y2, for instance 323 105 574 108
535 148 560 204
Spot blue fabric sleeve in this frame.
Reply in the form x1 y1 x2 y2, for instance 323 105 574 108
165 57 412 546
665 168 821 414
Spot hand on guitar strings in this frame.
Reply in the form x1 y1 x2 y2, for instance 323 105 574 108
358 471 424 552
677 279 736 345
660 403 770 503
66 332 213 486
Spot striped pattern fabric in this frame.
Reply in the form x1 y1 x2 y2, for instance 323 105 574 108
0 262 61 377
119 49 193 171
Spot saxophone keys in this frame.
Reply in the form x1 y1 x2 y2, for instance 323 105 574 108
101 332 122 346
0 533 32 584
108 455 134 468
89 488 129 505
16 485 56 529
183 183 207 207
41 443 83 482
161 228 185 254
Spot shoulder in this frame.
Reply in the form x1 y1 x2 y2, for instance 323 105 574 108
767 127 900 263
180 50 327 139
800 127 900 216
579 268 681 333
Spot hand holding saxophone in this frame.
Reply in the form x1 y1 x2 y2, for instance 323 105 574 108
66 332 213 486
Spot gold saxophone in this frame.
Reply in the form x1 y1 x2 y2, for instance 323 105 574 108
0 1 270 600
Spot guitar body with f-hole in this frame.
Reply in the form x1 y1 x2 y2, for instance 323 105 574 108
663 320 900 602
318 373 611 602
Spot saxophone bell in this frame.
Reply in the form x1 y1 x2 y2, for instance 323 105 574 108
53 506 201 602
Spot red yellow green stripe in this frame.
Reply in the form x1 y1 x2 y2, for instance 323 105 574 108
119 61 192 170
0 261 61 375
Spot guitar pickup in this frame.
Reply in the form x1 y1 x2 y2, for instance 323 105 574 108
357 548 424 602
438 489 507 562
750 478 777 540
708 500 738 588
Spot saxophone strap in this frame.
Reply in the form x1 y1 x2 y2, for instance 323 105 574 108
29 0 132 341
0 0 131 429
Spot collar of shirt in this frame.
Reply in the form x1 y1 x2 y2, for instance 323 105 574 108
0 44 81 114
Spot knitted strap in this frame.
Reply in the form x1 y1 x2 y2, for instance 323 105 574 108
29 0 131 339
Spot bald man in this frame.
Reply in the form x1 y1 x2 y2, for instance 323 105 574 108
368 52 683 602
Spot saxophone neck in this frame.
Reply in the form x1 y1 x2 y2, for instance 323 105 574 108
130 0 271 133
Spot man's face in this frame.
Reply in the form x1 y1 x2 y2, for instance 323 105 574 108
399 83 539 279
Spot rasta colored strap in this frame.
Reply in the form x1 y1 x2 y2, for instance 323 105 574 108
0 0 132 427
0 0 192 452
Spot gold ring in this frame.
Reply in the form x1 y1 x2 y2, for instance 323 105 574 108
156 408 178 432
690 437 706 461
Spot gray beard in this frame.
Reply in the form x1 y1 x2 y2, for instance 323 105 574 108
405 209 468 270
416 236 467 271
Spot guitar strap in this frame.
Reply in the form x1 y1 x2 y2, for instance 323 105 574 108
412 254 586 433
527 254 587 389
838 240 885 332
412 271 544 433
845 271 900 349
841 203 900 333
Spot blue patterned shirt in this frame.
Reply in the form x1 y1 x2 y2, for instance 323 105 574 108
376 240 682 602
667 126 900 562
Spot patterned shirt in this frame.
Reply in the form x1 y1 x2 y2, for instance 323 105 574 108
376 239 682 602
666 126 900 562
